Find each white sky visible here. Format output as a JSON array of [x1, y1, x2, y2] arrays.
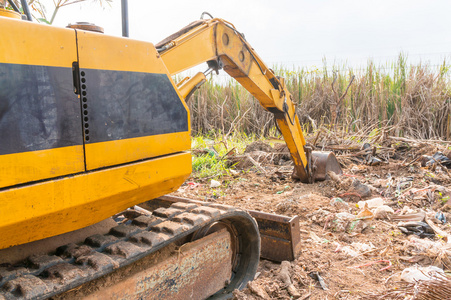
[[46, 0, 451, 71]]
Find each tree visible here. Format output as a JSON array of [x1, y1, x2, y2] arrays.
[[2, 0, 111, 24]]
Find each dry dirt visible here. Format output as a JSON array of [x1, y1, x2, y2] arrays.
[[173, 140, 451, 299]]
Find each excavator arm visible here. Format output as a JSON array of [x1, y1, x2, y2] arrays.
[[157, 17, 341, 182]]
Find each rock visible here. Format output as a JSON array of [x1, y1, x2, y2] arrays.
[[248, 281, 270, 299], [287, 285, 301, 298], [232, 289, 249, 300], [351, 180, 372, 197]]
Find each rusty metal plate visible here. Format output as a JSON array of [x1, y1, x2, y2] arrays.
[[249, 211, 301, 262], [66, 22, 104, 33], [78, 230, 232, 300]]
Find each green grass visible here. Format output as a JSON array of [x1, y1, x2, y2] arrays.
[[190, 133, 257, 179], [192, 154, 227, 179]]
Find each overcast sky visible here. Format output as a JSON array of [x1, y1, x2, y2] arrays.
[[49, 0, 451, 71]]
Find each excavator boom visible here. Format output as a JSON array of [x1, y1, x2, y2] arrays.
[[157, 17, 342, 182]]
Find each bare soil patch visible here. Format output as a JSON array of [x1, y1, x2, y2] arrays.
[[174, 138, 451, 299]]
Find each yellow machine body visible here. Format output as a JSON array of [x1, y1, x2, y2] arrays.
[[0, 17, 191, 249], [0, 15, 341, 252], [0, 8, 20, 19]]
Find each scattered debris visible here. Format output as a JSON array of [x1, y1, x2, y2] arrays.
[[350, 179, 372, 198], [366, 273, 451, 299], [330, 197, 349, 211], [435, 211, 447, 224], [421, 152, 451, 168], [308, 271, 329, 290], [398, 221, 435, 238], [187, 181, 201, 189], [373, 205, 394, 219], [210, 179, 221, 188], [279, 261, 301, 298], [334, 212, 355, 232], [184, 136, 451, 299], [357, 197, 384, 209], [339, 242, 376, 257], [425, 217, 450, 242], [248, 280, 270, 299], [392, 211, 426, 222], [400, 265, 445, 283], [353, 259, 392, 272], [356, 203, 374, 220]]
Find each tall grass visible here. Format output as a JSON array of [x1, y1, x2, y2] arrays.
[[188, 55, 451, 140]]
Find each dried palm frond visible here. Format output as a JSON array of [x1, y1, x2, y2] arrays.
[[366, 274, 451, 300]]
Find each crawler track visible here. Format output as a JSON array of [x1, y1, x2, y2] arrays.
[[0, 202, 260, 300]]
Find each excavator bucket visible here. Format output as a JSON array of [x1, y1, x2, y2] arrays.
[[311, 151, 343, 181]]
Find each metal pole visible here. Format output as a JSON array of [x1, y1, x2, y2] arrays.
[[20, 0, 32, 21], [121, 0, 129, 37], [6, 0, 20, 13]]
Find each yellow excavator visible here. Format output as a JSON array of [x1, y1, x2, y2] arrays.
[[0, 1, 342, 299]]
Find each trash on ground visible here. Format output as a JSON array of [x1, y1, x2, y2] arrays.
[[398, 221, 435, 238], [330, 197, 349, 211], [210, 179, 221, 188], [356, 203, 374, 220], [352, 259, 392, 272], [400, 265, 445, 283], [425, 218, 450, 242], [339, 242, 375, 257], [308, 271, 329, 290], [247, 280, 270, 299], [392, 211, 426, 222], [435, 211, 446, 224], [421, 152, 451, 168], [373, 205, 394, 219], [357, 197, 384, 209]]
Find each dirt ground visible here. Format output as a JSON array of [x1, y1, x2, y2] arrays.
[[173, 139, 451, 299]]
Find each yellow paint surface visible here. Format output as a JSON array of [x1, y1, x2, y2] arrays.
[[0, 17, 77, 67], [85, 132, 191, 170], [0, 9, 21, 19], [0, 146, 85, 189], [77, 30, 166, 73], [0, 153, 191, 249]]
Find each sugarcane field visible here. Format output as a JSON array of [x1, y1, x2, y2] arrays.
[[177, 59, 451, 299]]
